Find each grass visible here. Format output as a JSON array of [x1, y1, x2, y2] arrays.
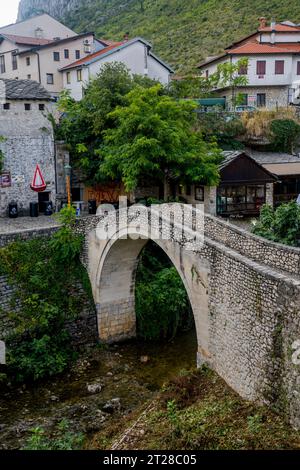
[[60, 0, 300, 72], [89, 367, 300, 450]]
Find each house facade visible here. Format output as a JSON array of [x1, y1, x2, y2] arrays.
[[0, 79, 56, 217], [198, 18, 300, 109], [0, 14, 173, 100], [60, 38, 174, 101]]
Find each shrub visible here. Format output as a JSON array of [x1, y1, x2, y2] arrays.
[[252, 202, 300, 246], [135, 242, 194, 340], [1, 208, 88, 382], [270, 119, 300, 153]]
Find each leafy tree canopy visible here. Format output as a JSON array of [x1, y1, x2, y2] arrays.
[[57, 63, 222, 192], [98, 84, 222, 191]]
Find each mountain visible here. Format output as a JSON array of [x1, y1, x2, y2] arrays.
[[17, 0, 300, 72]]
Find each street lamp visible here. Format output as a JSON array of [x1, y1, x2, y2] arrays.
[[64, 163, 72, 208]]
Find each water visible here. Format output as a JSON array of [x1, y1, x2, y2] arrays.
[[0, 329, 197, 449]]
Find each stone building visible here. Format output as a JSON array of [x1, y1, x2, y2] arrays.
[[0, 78, 56, 217]]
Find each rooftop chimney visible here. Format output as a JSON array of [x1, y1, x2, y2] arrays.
[[259, 17, 267, 29], [124, 32, 130, 42], [270, 19, 276, 43]]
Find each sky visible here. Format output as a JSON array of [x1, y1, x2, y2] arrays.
[[0, 0, 20, 27]]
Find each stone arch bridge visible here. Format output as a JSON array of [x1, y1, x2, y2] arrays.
[[75, 203, 300, 429]]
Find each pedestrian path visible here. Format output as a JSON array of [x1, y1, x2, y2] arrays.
[[0, 216, 60, 234]]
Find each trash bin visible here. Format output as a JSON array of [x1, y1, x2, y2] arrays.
[[8, 203, 18, 219], [44, 201, 53, 216], [30, 202, 39, 217], [88, 199, 97, 215]]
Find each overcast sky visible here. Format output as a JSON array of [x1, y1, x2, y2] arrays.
[[0, 0, 20, 27]]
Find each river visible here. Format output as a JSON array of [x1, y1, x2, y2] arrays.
[[0, 329, 197, 449]]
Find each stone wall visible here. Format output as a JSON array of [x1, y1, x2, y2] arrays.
[[78, 207, 300, 428], [221, 85, 290, 109], [0, 226, 59, 248], [204, 213, 300, 276], [0, 101, 56, 217], [0, 225, 98, 349]]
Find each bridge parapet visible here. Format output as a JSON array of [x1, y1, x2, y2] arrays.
[[204, 213, 300, 276]]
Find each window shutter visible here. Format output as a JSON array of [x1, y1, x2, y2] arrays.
[[275, 60, 284, 74], [257, 60, 266, 75]]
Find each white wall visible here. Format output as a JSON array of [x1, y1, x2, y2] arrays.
[[202, 54, 294, 88], [260, 32, 300, 43], [63, 41, 172, 100], [0, 14, 76, 40]]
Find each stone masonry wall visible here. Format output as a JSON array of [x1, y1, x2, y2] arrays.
[[0, 101, 56, 217], [78, 207, 300, 428], [0, 226, 98, 349]]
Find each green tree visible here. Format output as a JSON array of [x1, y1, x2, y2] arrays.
[[270, 119, 300, 153], [252, 202, 300, 246], [57, 62, 160, 185], [209, 58, 249, 109], [98, 84, 221, 196]]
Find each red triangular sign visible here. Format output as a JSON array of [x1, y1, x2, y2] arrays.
[[30, 164, 47, 192]]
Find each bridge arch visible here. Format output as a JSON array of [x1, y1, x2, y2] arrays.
[[87, 225, 211, 365]]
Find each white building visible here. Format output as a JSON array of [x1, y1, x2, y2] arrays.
[[198, 18, 300, 109], [60, 38, 174, 100], [0, 14, 107, 99], [0, 14, 173, 101]]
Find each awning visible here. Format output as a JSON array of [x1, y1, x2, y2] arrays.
[[262, 163, 300, 176], [195, 98, 226, 107]]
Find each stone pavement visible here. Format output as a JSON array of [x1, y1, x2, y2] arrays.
[[0, 215, 60, 234]]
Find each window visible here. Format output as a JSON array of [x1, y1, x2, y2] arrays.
[[39, 104, 45, 111], [11, 53, 17, 70], [0, 55, 6, 74], [66, 72, 71, 84], [75, 50, 80, 60], [46, 73, 54, 84], [53, 52, 60, 62], [26, 57, 30, 66], [64, 49, 69, 59], [275, 60, 284, 74], [257, 93, 266, 107], [256, 60, 266, 76], [195, 186, 204, 202], [3, 103, 10, 110], [27, 74, 31, 79], [24, 103, 31, 111], [77, 69, 82, 81], [297, 61, 300, 75]]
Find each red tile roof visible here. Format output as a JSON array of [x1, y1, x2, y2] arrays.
[[60, 41, 125, 70], [1, 33, 53, 46], [228, 41, 300, 54], [259, 24, 300, 32]]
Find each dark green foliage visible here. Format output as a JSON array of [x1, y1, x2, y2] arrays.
[[99, 84, 221, 191], [58, 66, 221, 191], [23, 419, 84, 450], [270, 119, 300, 153], [60, 0, 300, 72], [198, 113, 245, 150], [57, 63, 161, 186], [0, 208, 89, 382], [135, 242, 194, 340], [252, 202, 300, 246]]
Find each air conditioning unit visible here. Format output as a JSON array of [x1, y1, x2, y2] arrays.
[[83, 39, 90, 45], [84, 44, 91, 53]]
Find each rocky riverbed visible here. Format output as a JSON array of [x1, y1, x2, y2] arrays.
[[0, 330, 197, 450]]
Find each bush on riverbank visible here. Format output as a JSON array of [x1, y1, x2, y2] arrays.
[[0, 208, 92, 383], [135, 242, 194, 340]]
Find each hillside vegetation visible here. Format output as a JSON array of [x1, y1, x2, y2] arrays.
[[60, 0, 300, 72]]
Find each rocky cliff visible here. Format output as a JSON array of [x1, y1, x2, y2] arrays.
[[17, 0, 82, 21]]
